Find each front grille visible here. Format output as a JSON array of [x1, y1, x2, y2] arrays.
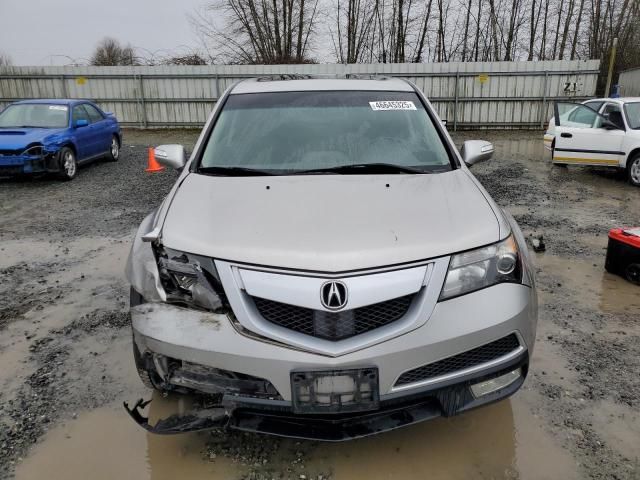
[[252, 294, 414, 341], [395, 334, 521, 386]]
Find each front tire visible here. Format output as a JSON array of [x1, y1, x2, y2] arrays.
[[627, 153, 640, 187], [57, 147, 77, 181], [106, 135, 120, 162], [132, 340, 167, 391]]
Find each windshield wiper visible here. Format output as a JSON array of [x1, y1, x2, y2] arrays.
[[198, 166, 276, 176], [292, 163, 428, 175]]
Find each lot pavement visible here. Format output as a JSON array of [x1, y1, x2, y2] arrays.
[[0, 129, 639, 480]]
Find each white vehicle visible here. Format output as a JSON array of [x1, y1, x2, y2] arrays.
[[544, 97, 640, 186]]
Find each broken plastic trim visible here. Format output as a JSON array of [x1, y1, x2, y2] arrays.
[[124, 353, 528, 440], [123, 398, 229, 434]]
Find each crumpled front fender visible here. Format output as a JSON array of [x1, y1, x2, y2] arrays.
[[125, 211, 166, 302]]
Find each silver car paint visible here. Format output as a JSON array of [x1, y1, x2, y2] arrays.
[[161, 170, 501, 272], [143, 80, 510, 247], [131, 280, 535, 401], [127, 77, 536, 407]]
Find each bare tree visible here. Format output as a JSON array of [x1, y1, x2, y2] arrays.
[[331, 0, 378, 62], [183, 0, 640, 81], [90, 38, 137, 66], [163, 53, 209, 65], [190, 0, 320, 64]]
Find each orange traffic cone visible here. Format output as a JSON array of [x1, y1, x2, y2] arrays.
[[145, 147, 165, 173]]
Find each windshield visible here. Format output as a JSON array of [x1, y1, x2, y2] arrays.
[[199, 91, 452, 174], [0, 104, 69, 129], [624, 102, 640, 129]]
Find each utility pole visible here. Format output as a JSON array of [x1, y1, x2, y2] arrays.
[[604, 37, 618, 97]]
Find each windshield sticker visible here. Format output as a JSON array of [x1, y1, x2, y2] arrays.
[[49, 105, 68, 111], [369, 101, 417, 111]]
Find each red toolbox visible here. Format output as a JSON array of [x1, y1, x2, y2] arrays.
[[605, 228, 640, 285]]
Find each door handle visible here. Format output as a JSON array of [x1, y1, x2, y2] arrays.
[[561, 132, 573, 138]]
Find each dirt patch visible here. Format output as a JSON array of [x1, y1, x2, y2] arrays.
[[0, 130, 638, 479]]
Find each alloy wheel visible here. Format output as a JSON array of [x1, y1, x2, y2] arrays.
[[64, 151, 76, 177], [111, 137, 119, 159], [631, 157, 640, 185]]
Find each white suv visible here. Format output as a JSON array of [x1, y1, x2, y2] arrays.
[[544, 97, 640, 186], [125, 76, 537, 440]]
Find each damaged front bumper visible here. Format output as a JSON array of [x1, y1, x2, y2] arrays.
[[0, 151, 59, 176], [128, 278, 535, 440], [124, 350, 528, 441]]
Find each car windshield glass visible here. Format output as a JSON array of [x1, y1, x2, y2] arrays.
[[0, 104, 69, 128], [199, 91, 452, 175], [624, 102, 640, 129]]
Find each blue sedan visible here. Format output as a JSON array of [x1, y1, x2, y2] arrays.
[[0, 99, 121, 180]]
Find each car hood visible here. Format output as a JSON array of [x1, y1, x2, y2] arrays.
[[0, 128, 66, 150], [161, 170, 502, 272]]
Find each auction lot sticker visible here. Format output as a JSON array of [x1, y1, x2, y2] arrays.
[[369, 101, 417, 111]]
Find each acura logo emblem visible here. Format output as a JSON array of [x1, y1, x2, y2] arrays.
[[320, 281, 348, 310]]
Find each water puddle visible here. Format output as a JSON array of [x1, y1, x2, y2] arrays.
[[536, 254, 640, 317], [16, 395, 578, 480], [14, 400, 237, 480]]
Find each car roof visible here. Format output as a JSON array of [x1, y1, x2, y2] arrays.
[[12, 99, 88, 106], [584, 97, 640, 104], [231, 75, 414, 94]]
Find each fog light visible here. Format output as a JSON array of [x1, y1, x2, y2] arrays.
[[470, 369, 521, 398]]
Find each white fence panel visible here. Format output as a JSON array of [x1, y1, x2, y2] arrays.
[[619, 68, 640, 96], [0, 60, 600, 129]]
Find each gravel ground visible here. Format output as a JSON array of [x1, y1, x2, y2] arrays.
[[0, 129, 638, 479]]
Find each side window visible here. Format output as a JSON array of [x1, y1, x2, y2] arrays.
[[84, 104, 104, 124], [563, 104, 599, 128], [602, 104, 621, 115], [599, 103, 624, 129], [72, 105, 90, 124], [583, 101, 604, 112]]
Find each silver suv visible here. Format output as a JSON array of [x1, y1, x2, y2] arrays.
[[125, 77, 537, 440]]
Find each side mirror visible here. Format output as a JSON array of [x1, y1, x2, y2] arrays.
[[75, 119, 89, 128], [461, 140, 494, 167], [154, 144, 186, 170]]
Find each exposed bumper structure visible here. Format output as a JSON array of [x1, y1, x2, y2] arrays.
[[125, 351, 528, 440], [129, 280, 536, 439], [0, 151, 58, 175]]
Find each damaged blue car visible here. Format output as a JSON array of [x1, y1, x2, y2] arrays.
[[0, 99, 121, 180]]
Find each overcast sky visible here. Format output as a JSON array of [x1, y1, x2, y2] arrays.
[[0, 0, 204, 65]]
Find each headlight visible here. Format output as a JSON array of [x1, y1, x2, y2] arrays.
[[153, 245, 228, 313], [439, 235, 524, 301], [22, 144, 44, 156]]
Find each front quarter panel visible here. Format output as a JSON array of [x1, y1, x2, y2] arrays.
[[502, 209, 538, 351], [126, 211, 166, 302]]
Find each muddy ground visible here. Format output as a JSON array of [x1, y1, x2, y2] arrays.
[[1, 129, 639, 480]]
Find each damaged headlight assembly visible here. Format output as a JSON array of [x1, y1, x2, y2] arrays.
[[153, 245, 228, 313], [439, 234, 530, 301]]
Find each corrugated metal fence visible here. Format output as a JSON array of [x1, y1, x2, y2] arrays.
[[0, 60, 600, 129], [619, 67, 640, 96]]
